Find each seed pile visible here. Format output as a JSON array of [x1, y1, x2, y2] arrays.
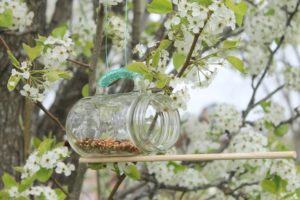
[[75, 138, 140, 154]]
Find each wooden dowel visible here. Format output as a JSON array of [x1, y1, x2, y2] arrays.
[[79, 151, 297, 163]]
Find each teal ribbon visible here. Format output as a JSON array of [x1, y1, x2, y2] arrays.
[[97, 68, 142, 88]]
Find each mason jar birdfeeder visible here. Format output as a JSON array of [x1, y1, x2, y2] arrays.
[[66, 92, 180, 157]]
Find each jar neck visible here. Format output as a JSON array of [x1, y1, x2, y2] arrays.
[[127, 93, 180, 153]]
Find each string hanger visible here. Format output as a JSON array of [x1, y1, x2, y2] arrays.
[[103, 0, 129, 70]]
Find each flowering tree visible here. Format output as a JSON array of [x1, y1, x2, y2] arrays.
[[1, 0, 300, 199]]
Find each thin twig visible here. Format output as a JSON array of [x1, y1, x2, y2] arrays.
[[35, 101, 66, 132], [243, 0, 300, 120], [108, 174, 126, 200], [51, 177, 70, 198], [177, 12, 212, 78], [0, 35, 11, 51], [67, 58, 91, 69], [243, 85, 285, 119], [278, 108, 300, 126]]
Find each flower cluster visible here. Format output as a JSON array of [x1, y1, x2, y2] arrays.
[[7, 32, 74, 102], [166, 0, 236, 44], [270, 159, 300, 193], [0, 0, 34, 32], [260, 102, 286, 127], [22, 147, 74, 179], [8, 186, 58, 200], [147, 161, 207, 190], [169, 77, 190, 110], [245, 6, 286, 43], [244, 44, 271, 75], [269, 0, 299, 13], [106, 15, 130, 49], [40, 34, 74, 68], [2, 137, 75, 200], [183, 116, 220, 153], [226, 130, 270, 178], [20, 84, 45, 102], [284, 67, 300, 91], [208, 104, 243, 137]]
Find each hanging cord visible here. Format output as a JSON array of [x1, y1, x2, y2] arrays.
[[104, 0, 109, 70], [124, 0, 129, 67]]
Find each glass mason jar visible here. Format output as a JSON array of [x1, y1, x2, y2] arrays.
[[66, 92, 180, 157]]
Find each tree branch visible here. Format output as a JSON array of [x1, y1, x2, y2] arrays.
[[131, 0, 144, 60], [243, 84, 285, 119], [177, 12, 212, 78], [67, 58, 91, 70], [35, 101, 66, 132], [90, 5, 105, 95], [51, 177, 70, 198], [243, 0, 300, 120], [108, 174, 126, 200]]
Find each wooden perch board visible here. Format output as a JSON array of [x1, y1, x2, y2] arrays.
[[79, 151, 297, 163]]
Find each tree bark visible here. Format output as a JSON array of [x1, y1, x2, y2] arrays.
[[0, 0, 46, 188]]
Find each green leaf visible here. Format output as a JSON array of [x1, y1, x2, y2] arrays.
[[55, 188, 67, 200], [275, 124, 289, 137], [173, 52, 186, 70], [45, 69, 72, 82], [260, 101, 271, 112], [2, 173, 17, 188], [159, 39, 172, 49], [51, 24, 68, 38], [32, 137, 42, 149], [14, 166, 24, 173], [124, 165, 140, 180], [147, 0, 173, 14], [261, 179, 277, 194], [223, 40, 238, 49], [156, 73, 169, 89], [36, 168, 53, 182], [88, 163, 107, 170], [7, 75, 21, 91], [126, 62, 153, 81], [0, 9, 13, 28], [0, 191, 9, 199], [152, 51, 160, 68], [22, 43, 44, 61], [167, 161, 186, 173], [225, 0, 247, 26], [81, 84, 90, 97], [46, 71, 60, 82], [7, 50, 20, 68], [296, 188, 300, 198], [57, 69, 72, 80], [197, 0, 213, 6], [19, 176, 35, 192], [37, 138, 54, 156], [226, 56, 245, 73]]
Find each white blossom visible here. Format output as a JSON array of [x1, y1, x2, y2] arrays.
[[208, 104, 243, 137], [245, 6, 286, 43], [0, 0, 34, 32], [40, 151, 59, 169], [55, 162, 75, 176], [244, 44, 272, 75], [20, 84, 44, 102], [284, 67, 300, 91], [39, 35, 74, 68]]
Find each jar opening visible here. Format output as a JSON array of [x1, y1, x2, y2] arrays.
[[127, 93, 180, 153]]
